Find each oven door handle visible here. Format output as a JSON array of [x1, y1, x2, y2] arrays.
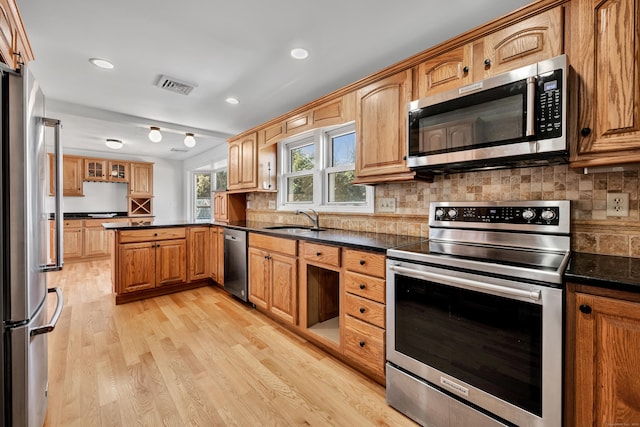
[[389, 265, 541, 301]]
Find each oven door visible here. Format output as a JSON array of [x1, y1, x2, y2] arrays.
[[386, 259, 563, 427]]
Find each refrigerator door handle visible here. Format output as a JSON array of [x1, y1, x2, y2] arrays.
[[30, 287, 64, 336], [42, 117, 64, 272]]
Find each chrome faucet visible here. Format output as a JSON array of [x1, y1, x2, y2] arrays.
[[296, 209, 319, 230]]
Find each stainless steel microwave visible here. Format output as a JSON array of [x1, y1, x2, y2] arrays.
[[407, 54, 568, 173]]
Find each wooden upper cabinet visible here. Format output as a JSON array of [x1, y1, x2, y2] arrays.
[[84, 158, 107, 181], [569, 0, 640, 167], [129, 162, 153, 197], [62, 156, 84, 197], [415, 44, 473, 99], [228, 133, 258, 191], [354, 70, 414, 183], [108, 161, 128, 182], [475, 7, 564, 79], [0, 0, 33, 69]]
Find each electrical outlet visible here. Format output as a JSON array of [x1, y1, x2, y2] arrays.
[[606, 192, 629, 217], [378, 197, 396, 213], [268, 200, 276, 210]]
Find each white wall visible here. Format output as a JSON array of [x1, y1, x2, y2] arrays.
[[182, 144, 228, 220]]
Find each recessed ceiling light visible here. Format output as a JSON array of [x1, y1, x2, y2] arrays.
[[89, 58, 114, 69], [225, 97, 239, 105], [290, 48, 309, 60]]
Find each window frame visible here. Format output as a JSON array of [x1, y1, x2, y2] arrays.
[[191, 171, 213, 220], [277, 122, 373, 213]]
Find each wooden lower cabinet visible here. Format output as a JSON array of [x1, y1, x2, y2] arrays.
[[83, 219, 110, 257], [113, 226, 212, 304], [63, 220, 83, 259], [566, 283, 640, 427], [248, 234, 298, 325], [209, 226, 224, 284]]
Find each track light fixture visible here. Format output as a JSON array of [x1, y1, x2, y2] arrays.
[[184, 133, 196, 148], [148, 126, 162, 143]]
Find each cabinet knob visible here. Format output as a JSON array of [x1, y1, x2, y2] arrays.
[[154, 233, 158, 236], [359, 283, 366, 290], [359, 260, 365, 266], [484, 58, 491, 67], [359, 307, 366, 314], [579, 304, 592, 314], [462, 66, 469, 73], [316, 252, 322, 256], [580, 127, 592, 137], [359, 341, 365, 347]]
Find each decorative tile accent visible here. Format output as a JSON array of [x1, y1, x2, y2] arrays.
[[248, 165, 640, 257]]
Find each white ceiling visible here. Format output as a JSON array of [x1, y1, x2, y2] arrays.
[[17, 0, 533, 161]]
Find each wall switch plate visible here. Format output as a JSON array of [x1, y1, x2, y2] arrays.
[[378, 197, 396, 213], [606, 192, 629, 217], [268, 200, 276, 210]]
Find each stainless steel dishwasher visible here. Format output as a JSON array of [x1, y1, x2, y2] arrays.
[[223, 228, 248, 301]]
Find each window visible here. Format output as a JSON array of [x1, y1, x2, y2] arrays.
[[193, 172, 212, 220], [214, 169, 227, 191], [278, 123, 373, 213]]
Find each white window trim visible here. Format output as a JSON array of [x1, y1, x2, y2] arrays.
[[277, 123, 374, 214], [190, 170, 212, 221]]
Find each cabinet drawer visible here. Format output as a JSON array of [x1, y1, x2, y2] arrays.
[[63, 219, 83, 228], [344, 271, 385, 304], [345, 293, 385, 329], [118, 227, 186, 243], [249, 233, 297, 256], [344, 249, 385, 278], [302, 242, 340, 267], [344, 316, 385, 377]]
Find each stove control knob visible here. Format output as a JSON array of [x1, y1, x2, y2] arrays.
[[435, 208, 445, 219], [540, 209, 556, 221], [522, 208, 536, 221], [447, 209, 458, 219]]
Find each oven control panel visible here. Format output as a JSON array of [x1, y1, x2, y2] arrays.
[[433, 205, 561, 225]]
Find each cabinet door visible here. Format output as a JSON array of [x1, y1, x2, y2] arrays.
[[269, 253, 297, 325], [569, 0, 640, 167], [415, 44, 473, 99], [63, 225, 83, 259], [355, 70, 413, 181], [129, 162, 153, 197], [83, 225, 108, 257], [155, 239, 187, 287], [228, 141, 241, 189], [248, 247, 269, 310], [213, 192, 228, 222], [119, 242, 155, 293], [188, 227, 210, 282], [574, 292, 640, 426], [217, 228, 225, 284], [62, 156, 83, 196], [228, 133, 258, 191], [477, 7, 563, 79], [209, 227, 218, 282], [84, 158, 107, 181], [108, 161, 128, 182]]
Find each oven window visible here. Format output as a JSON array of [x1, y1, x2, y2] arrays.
[[394, 275, 542, 416]]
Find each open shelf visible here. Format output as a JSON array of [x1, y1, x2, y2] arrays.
[[308, 317, 340, 345], [128, 197, 152, 216]]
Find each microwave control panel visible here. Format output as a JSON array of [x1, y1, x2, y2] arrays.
[[536, 68, 563, 138]]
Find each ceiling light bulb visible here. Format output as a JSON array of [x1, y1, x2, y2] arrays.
[[184, 133, 196, 148], [225, 97, 239, 105], [290, 48, 309, 60], [105, 138, 123, 149], [148, 127, 162, 143], [89, 58, 114, 69]]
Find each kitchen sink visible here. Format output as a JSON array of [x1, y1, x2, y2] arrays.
[[263, 225, 328, 233]]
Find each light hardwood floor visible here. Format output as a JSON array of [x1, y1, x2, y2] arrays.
[[44, 260, 416, 426]]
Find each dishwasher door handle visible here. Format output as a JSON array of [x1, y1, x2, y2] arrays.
[[225, 235, 239, 241]]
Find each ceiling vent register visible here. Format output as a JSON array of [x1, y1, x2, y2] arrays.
[[156, 75, 197, 95]]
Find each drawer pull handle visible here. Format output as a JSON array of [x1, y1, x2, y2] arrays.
[[359, 283, 366, 290], [359, 341, 365, 347], [359, 260, 365, 265], [316, 252, 322, 256], [359, 307, 365, 314]]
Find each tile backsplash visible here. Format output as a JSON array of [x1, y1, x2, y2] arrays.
[[247, 165, 640, 258]]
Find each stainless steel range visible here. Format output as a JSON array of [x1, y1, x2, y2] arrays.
[[386, 200, 570, 427]]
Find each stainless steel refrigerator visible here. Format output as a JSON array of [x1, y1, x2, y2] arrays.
[[1, 64, 64, 426]]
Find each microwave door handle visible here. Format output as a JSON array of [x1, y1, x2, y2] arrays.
[[526, 76, 536, 137]]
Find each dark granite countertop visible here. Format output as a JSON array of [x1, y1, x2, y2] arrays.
[[564, 252, 640, 293], [103, 219, 426, 252], [102, 219, 211, 229], [49, 212, 151, 220]]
